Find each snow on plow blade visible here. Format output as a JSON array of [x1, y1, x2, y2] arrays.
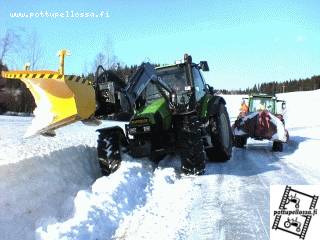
[[1, 70, 96, 136]]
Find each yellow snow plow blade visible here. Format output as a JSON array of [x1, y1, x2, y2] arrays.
[[1, 70, 96, 136]]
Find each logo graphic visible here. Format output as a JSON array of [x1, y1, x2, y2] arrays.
[[271, 185, 318, 240]]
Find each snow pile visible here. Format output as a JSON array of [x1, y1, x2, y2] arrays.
[[269, 113, 287, 141], [0, 144, 100, 240], [36, 158, 154, 240], [0, 118, 123, 240], [23, 80, 55, 138], [114, 167, 193, 239]]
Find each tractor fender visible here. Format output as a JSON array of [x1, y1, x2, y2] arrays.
[[96, 126, 124, 134], [207, 96, 226, 117]]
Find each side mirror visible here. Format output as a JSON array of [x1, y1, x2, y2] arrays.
[[205, 84, 214, 94], [199, 61, 209, 71]]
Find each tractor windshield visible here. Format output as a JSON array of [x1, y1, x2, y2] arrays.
[[249, 97, 275, 113], [156, 65, 188, 92], [145, 65, 188, 102]]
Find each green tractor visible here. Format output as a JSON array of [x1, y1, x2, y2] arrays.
[[95, 54, 233, 175], [1, 52, 233, 175], [246, 94, 284, 114], [233, 93, 288, 151]]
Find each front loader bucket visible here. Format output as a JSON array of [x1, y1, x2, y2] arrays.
[[1, 70, 96, 136]]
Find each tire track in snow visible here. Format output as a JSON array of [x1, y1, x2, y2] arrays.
[[186, 139, 309, 240], [245, 143, 309, 185], [212, 154, 269, 239], [187, 172, 225, 240]]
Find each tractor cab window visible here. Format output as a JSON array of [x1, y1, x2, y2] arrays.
[[192, 67, 206, 101], [156, 65, 188, 93], [145, 82, 161, 103], [153, 65, 190, 105], [250, 98, 275, 113]]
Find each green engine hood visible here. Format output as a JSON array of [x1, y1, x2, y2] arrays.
[[131, 98, 171, 130]]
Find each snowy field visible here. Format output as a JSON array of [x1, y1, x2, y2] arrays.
[[0, 90, 319, 240]]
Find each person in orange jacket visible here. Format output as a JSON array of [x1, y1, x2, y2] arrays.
[[240, 99, 249, 116]]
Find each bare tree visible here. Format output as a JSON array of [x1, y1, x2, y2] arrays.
[[0, 30, 39, 113], [0, 29, 20, 63], [93, 52, 106, 71], [92, 37, 118, 72], [103, 38, 118, 70], [24, 31, 43, 70]]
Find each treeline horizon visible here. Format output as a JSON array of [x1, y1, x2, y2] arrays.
[[218, 75, 320, 95], [1, 59, 319, 114]]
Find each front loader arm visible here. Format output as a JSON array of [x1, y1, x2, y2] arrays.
[[124, 63, 174, 107], [94, 62, 174, 117], [124, 63, 159, 106]]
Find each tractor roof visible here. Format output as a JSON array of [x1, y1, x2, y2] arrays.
[[249, 93, 276, 99], [155, 63, 184, 70], [155, 62, 198, 70]]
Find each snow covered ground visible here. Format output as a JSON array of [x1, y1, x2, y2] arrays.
[[0, 90, 319, 240]]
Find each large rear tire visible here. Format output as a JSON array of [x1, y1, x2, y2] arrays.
[[206, 104, 233, 162], [179, 116, 206, 175], [97, 128, 126, 176]]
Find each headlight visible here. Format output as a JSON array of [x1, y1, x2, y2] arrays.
[[143, 126, 151, 132], [129, 127, 137, 135]]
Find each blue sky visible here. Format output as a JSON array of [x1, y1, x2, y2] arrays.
[[0, 0, 319, 89]]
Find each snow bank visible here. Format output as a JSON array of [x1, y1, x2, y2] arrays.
[[0, 117, 121, 240], [280, 126, 320, 184], [0, 145, 100, 240], [114, 166, 193, 239], [36, 158, 154, 240], [277, 89, 320, 128]]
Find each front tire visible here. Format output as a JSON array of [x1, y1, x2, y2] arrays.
[[179, 116, 206, 175], [207, 104, 233, 162], [97, 128, 126, 176]]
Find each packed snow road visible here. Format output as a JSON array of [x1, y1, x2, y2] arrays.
[[113, 131, 316, 240], [0, 90, 319, 240]]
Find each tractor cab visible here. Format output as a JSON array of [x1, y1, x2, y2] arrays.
[[248, 94, 276, 113], [243, 94, 286, 116], [126, 55, 211, 152], [143, 54, 211, 114]]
